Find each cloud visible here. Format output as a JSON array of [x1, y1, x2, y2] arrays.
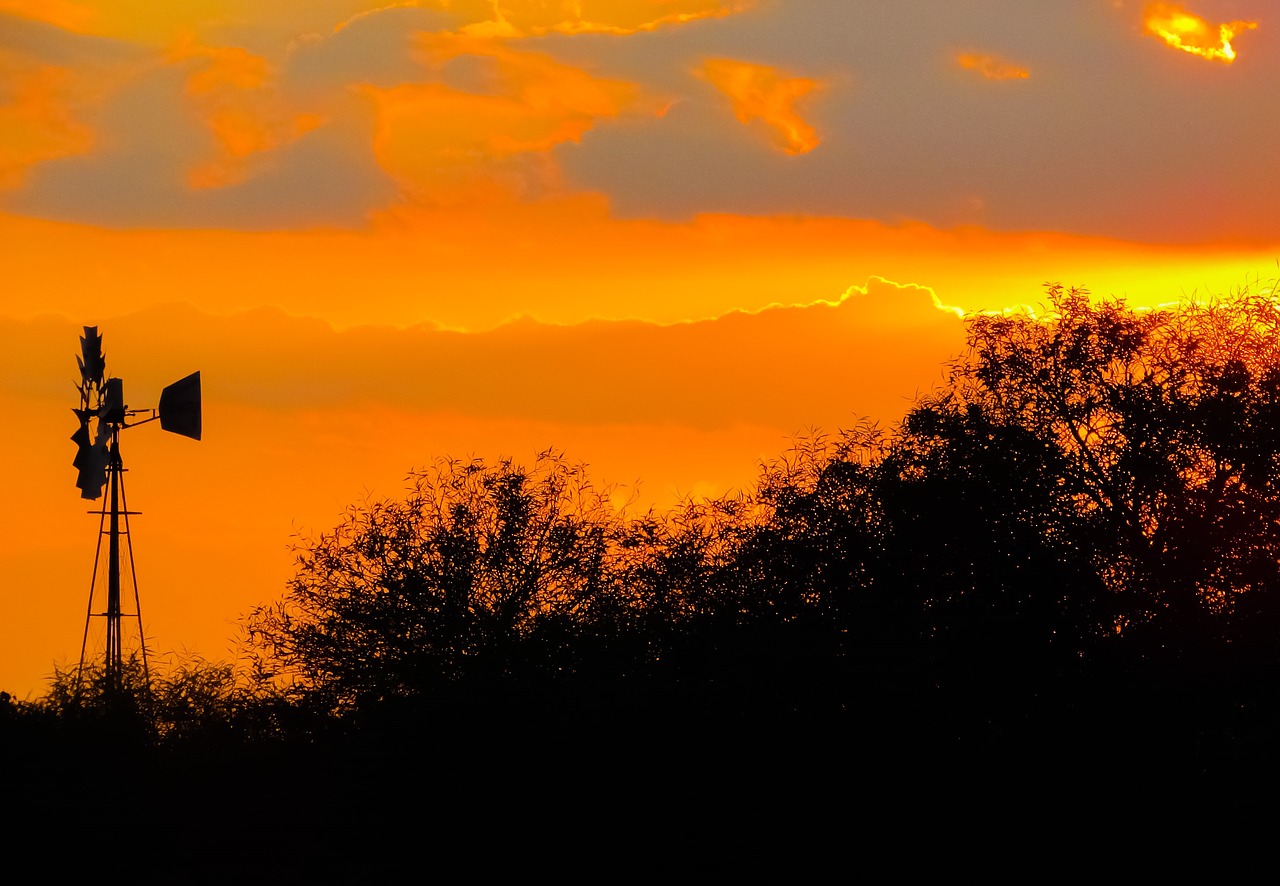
[[0, 11, 399, 226], [458, 0, 748, 37], [1142, 2, 1258, 63], [955, 51, 1029, 80], [0, 278, 963, 432], [7, 2, 1280, 241], [280, 6, 455, 103], [0, 0, 94, 33], [364, 33, 659, 201], [2, 54, 396, 227], [5, 202, 1276, 341], [0, 2, 407, 46], [1, 1, 750, 45], [0, 54, 94, 187], [172, 39, 323, 189], [277, 5, 695, 203], [0, 13, 148, 188], [699, 57, 821, 155], [1, 2, 721, 224], [557, 1, 1280, 241]]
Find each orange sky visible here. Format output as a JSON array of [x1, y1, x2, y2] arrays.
[[2, 0, 1279, 698]]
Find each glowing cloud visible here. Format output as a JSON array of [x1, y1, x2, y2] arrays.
[[701, 57, 822, 155], [0, 0, 94, 32], [457, 0, 746, 36], [955, 52, 1029, 80], [1142, 2, 1258, 63], [0, 53, 94, 189], [367, 36, 650, 199], [173, 41, 322, 190]]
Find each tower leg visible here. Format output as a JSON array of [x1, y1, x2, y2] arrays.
[[78, 429, 150, 708], [106, 434, 121, 694]]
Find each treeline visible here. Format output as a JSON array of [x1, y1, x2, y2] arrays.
[[8, 284, 1280, 789]]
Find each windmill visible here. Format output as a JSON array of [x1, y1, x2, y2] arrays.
[[71, 326, 201, 699]]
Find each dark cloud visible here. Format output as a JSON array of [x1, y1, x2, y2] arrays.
[[6, 2, 1278, 239], [0, 5, 442, 229], [549, 0, 1280, 242], [279, 6, 457, 104], [0, 11, 146, 66], [3, 64, 396, 228]]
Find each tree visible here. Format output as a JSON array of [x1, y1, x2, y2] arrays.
[[242, 451, 648, 710], [234, 286, 1280, 740], [899, 284, 1280, 661]]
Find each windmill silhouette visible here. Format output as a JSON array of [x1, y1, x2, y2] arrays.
[[71, 326, 201, 698]]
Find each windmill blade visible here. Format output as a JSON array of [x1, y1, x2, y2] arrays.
[[79, 326, 105, 386], [70, 422, 108, 500]]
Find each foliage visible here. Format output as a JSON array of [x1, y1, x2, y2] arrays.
[[27, 650, 304, 752], [938, 285, 1280, 651], [41, 654, 155, 730], [244, 451, 662, 708], [701, 285, 1280, 682]]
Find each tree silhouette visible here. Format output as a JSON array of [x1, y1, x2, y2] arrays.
[[714, 286, 1280, 694], [930, 285, 1280, 659], [243, 451, 653, 711], [209, 284, 1280, 756]]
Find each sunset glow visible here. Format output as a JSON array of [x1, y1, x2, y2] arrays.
[[1142, 2, 1258, 63], [2, 1, 1279, 702]]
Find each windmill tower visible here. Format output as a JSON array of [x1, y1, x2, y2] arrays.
[[71, 326, 201, 699]]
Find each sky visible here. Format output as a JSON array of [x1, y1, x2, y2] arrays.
[[3, 0, 1279, 698]]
